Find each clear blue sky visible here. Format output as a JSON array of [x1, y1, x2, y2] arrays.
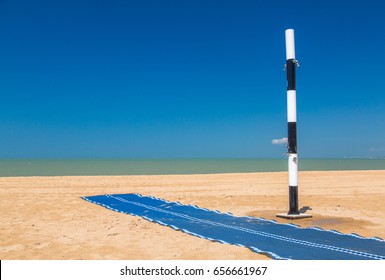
[[1, 0, 385, 158]]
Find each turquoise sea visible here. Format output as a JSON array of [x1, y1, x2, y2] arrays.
[[0, 158, 384, 177]]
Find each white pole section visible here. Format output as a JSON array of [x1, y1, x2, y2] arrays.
[[285, 29, 296, 60], [285, 29, 299, 215]]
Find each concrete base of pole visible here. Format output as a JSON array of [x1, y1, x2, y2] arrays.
[[276, 213, 313, 220]]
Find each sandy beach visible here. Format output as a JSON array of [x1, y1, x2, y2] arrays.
[[1, 170, 384, 260]]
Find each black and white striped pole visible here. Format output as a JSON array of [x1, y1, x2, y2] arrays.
[[286, 29, 299, 215], [277, 29, 312, 219]]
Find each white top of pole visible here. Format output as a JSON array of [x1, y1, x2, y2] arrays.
[[285, 29, 295, 60]]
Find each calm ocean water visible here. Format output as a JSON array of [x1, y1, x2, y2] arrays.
[[0, 158, 384, 177]]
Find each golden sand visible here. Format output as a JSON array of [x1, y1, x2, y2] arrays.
[[1, 170, 384, 259]]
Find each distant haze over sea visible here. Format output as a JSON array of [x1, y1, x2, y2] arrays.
[[0, 158, 384, 177]]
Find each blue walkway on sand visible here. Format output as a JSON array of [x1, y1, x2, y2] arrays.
[[82, 193, 385, 260]]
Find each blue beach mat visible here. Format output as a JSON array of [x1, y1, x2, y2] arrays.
[[82, 193, 385, 260]]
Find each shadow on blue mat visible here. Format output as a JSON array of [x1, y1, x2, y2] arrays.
[[82, 193, 385, 260]]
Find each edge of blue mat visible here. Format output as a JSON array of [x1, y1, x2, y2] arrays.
[[82, 193, 385, 259]]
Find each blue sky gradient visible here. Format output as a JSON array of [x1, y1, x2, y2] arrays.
[[1, 0, 385, 158]]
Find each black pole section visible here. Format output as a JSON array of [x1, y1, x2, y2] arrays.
[[289, 186, 299, 214], [286, 59, 296, 91]]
